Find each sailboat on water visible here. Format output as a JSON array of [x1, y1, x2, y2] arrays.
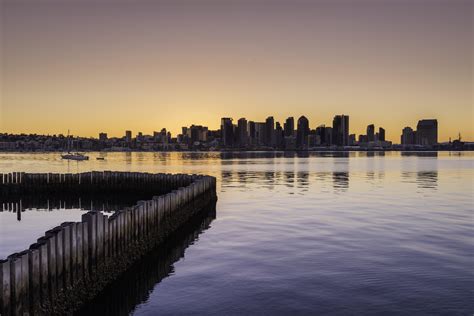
[[61, 130, 89, 161]]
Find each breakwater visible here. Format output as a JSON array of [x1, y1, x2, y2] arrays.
[[0, 171, 217, 315]]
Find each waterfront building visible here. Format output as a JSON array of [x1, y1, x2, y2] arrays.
[[416, 119, 438, 145], [367, 124, 375, 142], [401, 127, 416, 145], [284, 117, 295, 137], [379, 127, 386, 142], [349, 134, 356, 146], [325, 127, 333, 146], [296, 116, 310, 149], [265, 116, 275, 146], [332, 115, 349, 146], [248, 121, 256, 145], [237, 118, 248, 146], [221, 118, 234, 147], [255, 122, 266, 146]]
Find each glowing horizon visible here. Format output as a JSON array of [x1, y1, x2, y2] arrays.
[[1, 0, 472, 142]]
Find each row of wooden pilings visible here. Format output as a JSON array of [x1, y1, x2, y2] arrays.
[[1, 171, 194, 194], [0, 172, 217, 315]]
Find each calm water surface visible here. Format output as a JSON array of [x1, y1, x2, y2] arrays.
[[0, 151, 473, 315]]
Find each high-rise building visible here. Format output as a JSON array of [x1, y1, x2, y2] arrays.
[[284, 117, 294, 137], [255, 122, 266, 145], [367, 124, 375, 142], [315, 125, 326, 145], [416, 119, 438, 145], [125, 130, 132, 142], [401, 127, 415, 145], [275, 122, 283, 148], [296, 116, 309, 148], [190, 125, 208, 143], [248, 121, 256, 145], [221, 118, 234, 147], [325, 127, 333, 146], [237, 118, 248, 146], [332, 115, 349, 146], [265, 116, 275, 146], [379, 127, 385, 142]]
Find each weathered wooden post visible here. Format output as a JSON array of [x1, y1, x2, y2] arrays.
[[28, 244, 41, 314], [9, 254, 23, 315], [82, 222, 89, 279], [0, 258, 11, 316], [60, 223, 72, 289], [36, 239, 49, 307], [75, 222, 83, 284]]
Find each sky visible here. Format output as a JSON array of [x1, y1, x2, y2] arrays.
[[1, 0, 472, 142]]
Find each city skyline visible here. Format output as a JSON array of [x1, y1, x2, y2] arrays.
[[1, 0, 472, 141], [0, 113, 462, 143]]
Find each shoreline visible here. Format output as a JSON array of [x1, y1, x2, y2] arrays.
[[0, 149, 472, 154]]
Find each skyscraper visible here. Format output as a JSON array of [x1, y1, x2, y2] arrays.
[[265, 116, 275, 146], [248, 121, 256, 145], [284, 117, 294, 137], [367, 124, 375, 142], [275, 122, 283, 148], [379, 127, 385, 142], [332, 115, 349, 146], [296, 116, 309, 148], [221, 118, 234, 147], [255, 122, 266, 145], [237, 118, 248, 146], [401, 127, 415, 145], [416, 119, 438, 145]]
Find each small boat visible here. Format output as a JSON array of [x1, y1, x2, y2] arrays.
[[62, 153, 89, 161], [96, 157, 105, 160], [61, 130, 89, 161]]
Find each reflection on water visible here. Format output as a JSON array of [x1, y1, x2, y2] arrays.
[[0, 192, 158, 259], [417, 171, 438, 189], [75, 202, 216, 316]]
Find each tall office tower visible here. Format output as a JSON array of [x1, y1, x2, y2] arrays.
[[248, 121, 256, 145], [325, 127, 333, 146], [284, 117, 295, 137], [332, 115, 349, 146], [379, 127, 386, 142], [265, 116, 275, 146], [296, 116, 310, 148], [401, 127, 415, 145], [315, 125, 326, 145], [237, 118, 248, 146], [221, 117, 234, 147], [275, 122, 283, 148], [125, 130, 132, 142], [416, 119, 438, 145], [367, 124, 375, 142], [255, 122, 266, 145]]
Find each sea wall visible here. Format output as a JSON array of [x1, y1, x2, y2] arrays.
[[0, 171, 217, 315]]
